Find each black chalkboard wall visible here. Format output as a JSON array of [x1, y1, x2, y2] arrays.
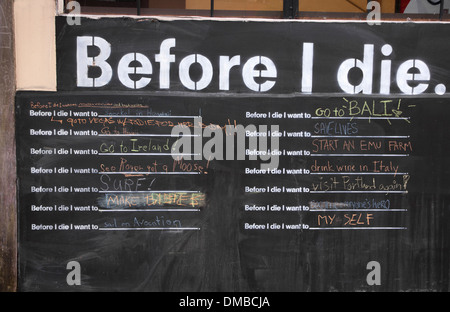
[[15, 17, 450, 291]]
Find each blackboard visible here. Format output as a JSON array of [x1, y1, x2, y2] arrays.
[[16, 91, 450, 292], [15, 17, 450, 292]]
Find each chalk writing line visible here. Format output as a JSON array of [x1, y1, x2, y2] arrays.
[[98, 153, 200, 156], [310, 191, 408, 194], [98, 134, 201, 137], [311, 117, 410, 120], [310, 172, 408, 175], [98, 172, 201, 175], [311, 135, 410, 138], [98, 115, 200, 119]]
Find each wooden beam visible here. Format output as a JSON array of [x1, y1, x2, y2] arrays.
[[0, 0, 17, 292]]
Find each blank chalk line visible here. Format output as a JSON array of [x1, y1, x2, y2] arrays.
[[99, 208, 200, 212], [99, 227, 201, 231], [100, 190, 201, 193], [309, 227, 407, 230], [309, 209, 407, 212], [312, 154, 409, 157], [98, 134, 201, 137]]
